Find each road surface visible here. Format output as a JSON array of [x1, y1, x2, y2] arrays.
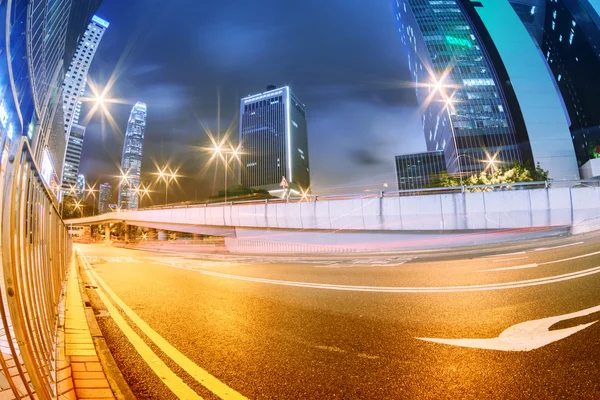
[[76, 233, 600, 399]]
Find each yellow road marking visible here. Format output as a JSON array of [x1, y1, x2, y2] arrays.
[[78, 250, 247, 400], [79, 252, 203, 400]]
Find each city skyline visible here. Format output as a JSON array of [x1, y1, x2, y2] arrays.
[[77, 0, 422, 203], [75, 0, 598, 205]]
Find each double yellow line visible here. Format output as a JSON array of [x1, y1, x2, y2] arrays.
[[77, 249, 247, 400]]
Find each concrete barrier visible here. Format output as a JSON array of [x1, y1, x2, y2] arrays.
[[65, 186, 600, 253]]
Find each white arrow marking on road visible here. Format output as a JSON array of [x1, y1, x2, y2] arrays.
[[418, 304, 600, 351]]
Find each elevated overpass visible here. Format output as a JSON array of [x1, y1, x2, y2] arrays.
[[66, 182, 600, 253]]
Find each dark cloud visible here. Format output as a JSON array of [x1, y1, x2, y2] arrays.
[[80, 0, 424, 202], [351, 149, 384, 166]]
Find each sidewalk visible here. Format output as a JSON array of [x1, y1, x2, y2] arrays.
[[57, 258, 116, 399]]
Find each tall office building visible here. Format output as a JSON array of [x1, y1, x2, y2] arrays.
[[63, 16, 109, 138], [0, 0, 103, 200], [28, 0, 74, 160], [391, 0, 579, 180], [512, 0, 600, 168], [395, 151, 446, 190], [508, 1, 547, 44], [62, 124, 86, 191], [239, 85, 310, 194], [98, 183, 112, 214], [76, 174, 86, 198], [118, 102, 147, 210]]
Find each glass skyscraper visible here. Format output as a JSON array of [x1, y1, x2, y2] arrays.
[[239, 86, 310, 194], [391, 0, 579, 180], [98, 182, 112, 214], [395, 151, 446, 190], [391, 0, 523, 177], [0, 0, 103, 199], [60, 15, 109, 192], [118, 102, 147, 210], [62, 124, 86, 191], [63, 16, 109, 139], [511, 0, 600, 167], [76, 174, 86, 198]]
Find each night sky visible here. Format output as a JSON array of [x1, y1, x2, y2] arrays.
[[80, 0, 425, 204]]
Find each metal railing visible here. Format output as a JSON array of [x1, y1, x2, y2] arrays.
[[1, 138, 71, 399], [95, 179, 600, 214]]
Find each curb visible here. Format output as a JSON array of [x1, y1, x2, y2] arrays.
[[75, 258, 136, 400]]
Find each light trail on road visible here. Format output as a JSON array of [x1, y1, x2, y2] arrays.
[[157, 262, 600, 293]]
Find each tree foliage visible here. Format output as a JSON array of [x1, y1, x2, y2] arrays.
[[429, 160, 549, 191], [61, 196, 96, 218], [208, 184, 275, 202]]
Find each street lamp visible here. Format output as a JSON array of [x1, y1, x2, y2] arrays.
[[74, 200, 83, 218], [155, 165, 178, 205], [135, 184, 151, 208], [211, 144, 240, 203], [84, 183, 98, 216], [442, 97, 463, 187], [486, 154, 498, 175]]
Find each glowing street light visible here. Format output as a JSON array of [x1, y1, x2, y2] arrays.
[[486, 154, 499, 175], [134, 184, 152, 208], [84, 183, 98, 216], [74, 200, 83, 218], [210, 143, 242, 203], [119, 170, 131, 186], [154, 165, 178, 205]]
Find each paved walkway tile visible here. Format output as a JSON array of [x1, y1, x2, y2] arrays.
[[61, 260, 115, 399]]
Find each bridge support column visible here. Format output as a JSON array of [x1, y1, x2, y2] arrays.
[[125, 224, 131, 243], [104, 224, 111, 243], [158, 230, 168, 241]]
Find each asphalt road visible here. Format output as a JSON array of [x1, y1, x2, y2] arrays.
[[77, 232, 600, 399]]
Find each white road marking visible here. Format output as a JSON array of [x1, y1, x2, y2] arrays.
[[78, 252, 248, 400], [478, 263, 539, 272], [418, 304, 600, 351], [481, 250, 600, 273], [154, 260, 600, 293], [540, 250, 600, 266], [533, 241, 584, 252], [492, 256, 528, 262], [482, 251, 526, 258]]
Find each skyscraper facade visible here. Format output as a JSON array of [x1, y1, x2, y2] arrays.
[[396, 151, 446, 190], [28, 0, 74, 160], [468, 0, 579, 179], [0, 0, 36, 160], [118, 102, 147, 210], [63, 16, 109, 138], [76, 174, 86, 198], [536, 0, 600, 166], [98, 183, 112, 214], [0, 0, 103, 200], [239, 86, 310, 194], [62, 124, 86, 191], [391, 0, 579, 180]]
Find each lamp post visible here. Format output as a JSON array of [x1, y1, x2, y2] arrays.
[[431, 76, 466, 188], [212, 145, 240, 203], [84, 183, 98, 216], [487, 154, 498, 175], [443, 98, 463, 187], [155, 166, 177, 205]]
